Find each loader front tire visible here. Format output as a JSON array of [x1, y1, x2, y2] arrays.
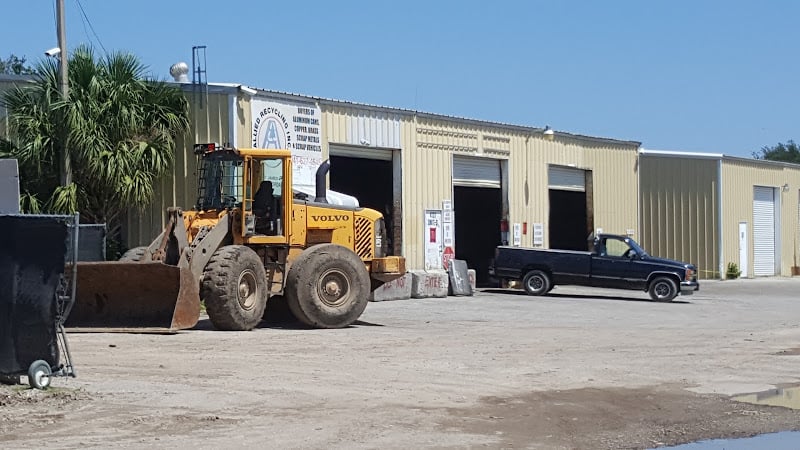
[[285, 244, 370, 329], [201, 245, 268, 331]]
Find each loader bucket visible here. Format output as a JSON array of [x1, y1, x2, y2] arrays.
[[66, 261, 201, 333]]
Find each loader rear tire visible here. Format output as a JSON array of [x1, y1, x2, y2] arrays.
[[201, 245, 268, 331], [285, 244, 370, 329], [119, 246, 148, 262]]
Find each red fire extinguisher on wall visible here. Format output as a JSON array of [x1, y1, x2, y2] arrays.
[[500, 218, 509, 246]]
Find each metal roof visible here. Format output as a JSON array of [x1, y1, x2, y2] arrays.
[[640, 148, 800, 170], [197, 82, 641, 149]]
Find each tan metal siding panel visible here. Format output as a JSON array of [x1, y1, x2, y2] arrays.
[[638, 156, 718, 279], [585, 147, 639, 238], [125, 92, 231, 248], [508, 136, 638, 249], [401, 116, 452, 270], [721, 159, 800, 277]]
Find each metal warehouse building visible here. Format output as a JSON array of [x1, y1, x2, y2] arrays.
[[639, 150, 800, 279], [124, 83, 641, 282], [10, 72, 799, 281]]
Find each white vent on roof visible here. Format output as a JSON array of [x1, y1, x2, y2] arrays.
[[169, 62, 190, 83]]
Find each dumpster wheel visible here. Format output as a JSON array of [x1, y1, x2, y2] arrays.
[[27, 360, 52, 390]]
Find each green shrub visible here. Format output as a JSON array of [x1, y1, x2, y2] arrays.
[[726, 262, 742, 279]]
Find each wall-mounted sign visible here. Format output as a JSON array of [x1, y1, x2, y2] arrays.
[[532, 223, 544, 247], [443, 222, 454, 247], [424, 209, 443, 270], [251, 98, 322, 186], [513, 223, 521, 247]]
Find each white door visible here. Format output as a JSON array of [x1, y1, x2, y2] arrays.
[[753, 186, 777, 276], [738, 222, 748, 277]]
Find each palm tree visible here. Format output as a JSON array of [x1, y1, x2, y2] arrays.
[[1, 45, 189, 252]]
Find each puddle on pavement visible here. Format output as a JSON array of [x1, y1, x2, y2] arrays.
[[655, 387, 800, 449], [731, 386, 800, 410], [653, 431, 800, 449]]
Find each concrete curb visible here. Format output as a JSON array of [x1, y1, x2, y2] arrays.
[[370, 272, 412, 302], [411, 270, 449, 298]]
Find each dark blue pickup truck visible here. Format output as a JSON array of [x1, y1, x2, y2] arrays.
[[489, 234, 699, 301]]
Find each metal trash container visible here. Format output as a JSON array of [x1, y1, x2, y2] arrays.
[[0, 214, 78, 389]]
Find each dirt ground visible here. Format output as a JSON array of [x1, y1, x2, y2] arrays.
[[2, 277, 800, 449]]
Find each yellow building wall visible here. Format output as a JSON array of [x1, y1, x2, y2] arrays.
[[125, 91, 233, 246], [509, 135, 639, 248], [638, 156, 719, 279], [400, 118, 640, 270], [721, 159, 800, 277]]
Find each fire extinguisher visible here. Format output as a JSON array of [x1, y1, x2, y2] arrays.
[[500, 219, 509, 245]]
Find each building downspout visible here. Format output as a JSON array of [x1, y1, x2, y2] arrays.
[[228, 93, 238, 146], [717, 158, 724, 279], [636, 148, 641, 248]]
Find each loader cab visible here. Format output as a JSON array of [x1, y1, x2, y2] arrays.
[[239, 148, 293, 245], [195, 148, 243, 212], [193, 144, 293, 245]]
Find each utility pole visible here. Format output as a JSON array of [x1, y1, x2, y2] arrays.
[[56, 0, 72, 185]]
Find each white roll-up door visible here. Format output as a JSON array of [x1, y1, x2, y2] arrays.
[[753, 186, 776, 276], [548, 165, 586, 191], [453, 156, 501, 188], [329, 144, 393, 161]]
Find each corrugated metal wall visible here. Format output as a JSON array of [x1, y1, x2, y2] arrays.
[[322, 105, 402, 149], [638, 155, 719, 279], [125, 91, 233, 247], [721, 158, 800, 277], [509, 135, 639, 248], [124, 85, 641, 271], [403, 116, 470, 269]]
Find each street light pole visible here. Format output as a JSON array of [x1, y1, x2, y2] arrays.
[[56, 0, 71, 186]]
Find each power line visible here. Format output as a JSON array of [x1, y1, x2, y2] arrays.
[[74, 0, 107, 55]]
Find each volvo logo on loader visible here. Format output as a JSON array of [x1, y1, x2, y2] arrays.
[[311, 215, 350, 222]]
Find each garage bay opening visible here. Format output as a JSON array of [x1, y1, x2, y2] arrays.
[[329, 153, 397, 255], [548, 166, 593, 251]]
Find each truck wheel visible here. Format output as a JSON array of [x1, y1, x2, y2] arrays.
[[522, 270, 550, 296], [649, 276, 678, 302], [285, 244, 370, 328], [201, 245, 268, 331], [119, 246, 148, 261]]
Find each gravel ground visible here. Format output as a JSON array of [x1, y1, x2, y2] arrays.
[[2, 277, 800, 449]]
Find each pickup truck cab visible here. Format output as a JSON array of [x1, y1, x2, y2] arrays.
[[490, 234, 699, 301]]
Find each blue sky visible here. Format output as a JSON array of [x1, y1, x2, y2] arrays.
[[2, 1, 798, 157]]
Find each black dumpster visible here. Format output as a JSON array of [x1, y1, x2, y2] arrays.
[[0, 214, 78, 388]]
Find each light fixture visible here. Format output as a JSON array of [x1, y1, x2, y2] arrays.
[[543, 125, 555, 141], [44, 47, 61, 57], [783, 183, 790, 192]]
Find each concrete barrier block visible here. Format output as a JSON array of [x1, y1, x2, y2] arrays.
[[370, 272, 412, 302], [468, 269, 476, 292], [411, 270, 449, 298]]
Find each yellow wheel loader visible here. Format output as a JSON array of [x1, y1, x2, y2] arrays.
[[67, 143, 405, 332]]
